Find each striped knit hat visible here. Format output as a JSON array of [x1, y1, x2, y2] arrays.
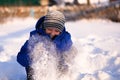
[[43, 10, 65, 32]]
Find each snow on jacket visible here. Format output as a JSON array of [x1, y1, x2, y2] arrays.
[[17, 16, 73, 67]]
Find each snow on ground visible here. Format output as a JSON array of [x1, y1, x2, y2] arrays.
[[65, 0, 109, 4], [0, 17, 120, 80]]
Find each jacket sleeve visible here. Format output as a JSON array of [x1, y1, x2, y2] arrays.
[[17, 40, 31, 67], [55, 31, 73, 53], [17, 30, 38, 67]]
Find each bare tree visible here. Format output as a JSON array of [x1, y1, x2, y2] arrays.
[[73, 0, 79, 5], [87, 0, 90, 5]]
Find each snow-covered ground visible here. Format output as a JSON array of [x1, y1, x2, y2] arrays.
[[65, 0, 109, 4], [0, 17, 120, 80]]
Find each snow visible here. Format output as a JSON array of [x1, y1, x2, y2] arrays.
[[0, 17, 120, 80], [64, 0, 109, 4]]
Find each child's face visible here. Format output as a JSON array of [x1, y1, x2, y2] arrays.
[[45, 27, 61, 39]]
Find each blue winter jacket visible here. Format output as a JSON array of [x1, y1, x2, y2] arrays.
[[17, 16, 72, 67]]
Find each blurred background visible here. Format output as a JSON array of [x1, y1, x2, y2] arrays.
[[0, 0, 120, 23]]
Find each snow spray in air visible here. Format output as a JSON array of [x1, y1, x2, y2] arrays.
[[28, 34, 77, 80]]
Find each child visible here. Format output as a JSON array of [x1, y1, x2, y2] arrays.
[[17, 10, 75, 80]]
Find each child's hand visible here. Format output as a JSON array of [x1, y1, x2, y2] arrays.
[[58, 64, 68, 74]]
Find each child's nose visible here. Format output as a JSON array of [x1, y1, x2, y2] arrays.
[[51, 31, 56, 36]]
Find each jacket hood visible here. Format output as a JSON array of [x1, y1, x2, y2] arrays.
[[35, 16, 45, 31]]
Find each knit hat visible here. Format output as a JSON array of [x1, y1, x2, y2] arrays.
[[43, 10, 65, 32]]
